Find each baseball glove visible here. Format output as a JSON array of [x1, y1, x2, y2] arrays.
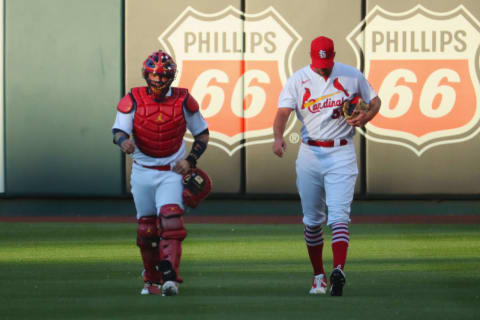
[[182, 168, 212, 208], [343, 96, 369, 119]]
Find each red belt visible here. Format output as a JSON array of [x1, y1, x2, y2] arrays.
[[134, 160, 171, 171], [304, 139, 348, 147]]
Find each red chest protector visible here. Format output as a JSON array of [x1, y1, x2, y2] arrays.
[[131, 87, 188, 158]]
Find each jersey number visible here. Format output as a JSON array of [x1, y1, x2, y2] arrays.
[[331, 107, 343, 119]]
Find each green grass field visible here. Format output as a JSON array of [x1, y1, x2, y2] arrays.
[[0, 222, 479, 320]]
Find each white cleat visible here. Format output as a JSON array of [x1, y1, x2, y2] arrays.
[[161, 280, 179, 296], [309, 274, 327, 294]]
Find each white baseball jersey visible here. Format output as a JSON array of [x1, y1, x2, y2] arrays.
[[278, 62, 377, 141], [112, 88, 208, 167]]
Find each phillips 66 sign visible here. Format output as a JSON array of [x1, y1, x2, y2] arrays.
[[159, 6, 301, 155], [348, 5, 480, 156]]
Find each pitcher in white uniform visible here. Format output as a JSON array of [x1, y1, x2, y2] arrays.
[[272, 36, 381, 296]]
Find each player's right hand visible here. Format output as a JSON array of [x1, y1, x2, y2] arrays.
[[272, 139, 286, 158], [346, 110, 370, 127], [173, 159, 191, 175], [120, 139, 135, 154]]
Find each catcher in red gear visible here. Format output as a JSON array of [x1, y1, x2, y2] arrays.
[[112, 49, 211, 296]]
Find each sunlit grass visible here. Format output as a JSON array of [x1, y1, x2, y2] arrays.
[[0, 222, 479, 320]]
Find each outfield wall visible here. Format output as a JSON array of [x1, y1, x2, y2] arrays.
[[2, 0, 480, 198]]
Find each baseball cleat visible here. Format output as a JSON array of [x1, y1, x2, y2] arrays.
[[161, 280, 179, 296], [140, 281, 162, 295], [309, 273, 327, 294], [329, 267, 346, 296]]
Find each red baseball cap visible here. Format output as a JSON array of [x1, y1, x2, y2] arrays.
[[310, 36, 335, 69]]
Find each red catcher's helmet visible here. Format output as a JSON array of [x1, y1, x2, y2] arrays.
[[142, 50, 176, 79], [142, 50, 177, 98]]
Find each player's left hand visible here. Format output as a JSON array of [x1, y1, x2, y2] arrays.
[[173, 159, 191, 175], [272, 138, 287, 158], [346, 110, 371, 127]]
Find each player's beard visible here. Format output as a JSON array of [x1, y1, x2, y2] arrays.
[[147, 79, 172, 101]]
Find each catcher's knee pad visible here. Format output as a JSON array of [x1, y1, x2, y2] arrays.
[[137, 216, 159, 248], [158, 204, 187, 240]]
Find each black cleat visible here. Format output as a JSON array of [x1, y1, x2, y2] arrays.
[[329, 268, 346, 296]]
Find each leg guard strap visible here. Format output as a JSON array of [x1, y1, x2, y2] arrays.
[[159, 239, 183, 283]]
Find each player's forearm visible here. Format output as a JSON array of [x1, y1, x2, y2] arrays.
[[273, 109, 292, 139], [367, 96, 381, 121], [194, 132, 209, 145]]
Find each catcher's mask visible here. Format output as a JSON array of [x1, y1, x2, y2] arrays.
[[142, 50, 177, 99]]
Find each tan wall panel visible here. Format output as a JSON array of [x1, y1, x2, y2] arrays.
[[244, 0, 363, 194], [125, 0, 243, 193], [362, 0, 480, 194]]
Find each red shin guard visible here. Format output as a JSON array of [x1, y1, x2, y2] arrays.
[[159, 239, 183, 282], [158, 204, 187, 282], [137, 216, 161, 283]]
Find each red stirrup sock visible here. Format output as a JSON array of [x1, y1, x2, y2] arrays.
[[304, 225, 325, 275], [331, 222, 350, 270]]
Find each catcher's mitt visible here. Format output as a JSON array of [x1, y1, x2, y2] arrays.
[[182, 168, 212, 208], [343, 96, 369, 119]]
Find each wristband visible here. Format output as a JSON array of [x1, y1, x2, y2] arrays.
[[190, 140, 207, 159], [186, 155, 197, 168], [116, 135, 127, 146]]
